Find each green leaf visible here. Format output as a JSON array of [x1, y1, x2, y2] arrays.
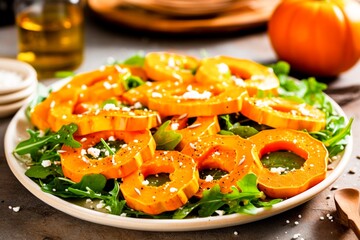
[[25, 165, 62, 179], [14, 123, 81, 162], [268, 61, 290, 76], [173, 173, 281, 219], [122, 53, 145, 67], [55, 71, 75, 78], [71, 174, 107, 192], [153, 120, 182, 150], [100, 138, 116, 155]]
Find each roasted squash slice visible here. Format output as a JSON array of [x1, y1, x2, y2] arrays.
[[195, 56, 279, 96], [60, 130, 156, 182], [241, 97, 326, 132], [168, 115, 221, 150], [248, 129, 328, 198], [181, 134, 261, 197], [147, 81, 248, 117], [47, 101, 161, 135], [120, 151, 199, 215], [144, 52, 200, 83]]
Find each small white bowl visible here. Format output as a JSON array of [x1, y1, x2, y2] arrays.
[[0, 58, 37, 95], [0, 94, 33, 118], [0, 80, 37, 104]]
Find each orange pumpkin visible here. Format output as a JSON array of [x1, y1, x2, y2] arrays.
[[268, 0, 360, 77]]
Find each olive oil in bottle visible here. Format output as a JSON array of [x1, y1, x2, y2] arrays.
[[16, 0, 84, 79]]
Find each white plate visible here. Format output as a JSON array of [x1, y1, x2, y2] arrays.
[[4, 97, 353, 232]]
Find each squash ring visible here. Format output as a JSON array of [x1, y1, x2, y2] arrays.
[[181, 134, 261, 197], [144, 52, 200, 83], [147, 81, 248, 117], [120, 151, 199, 215], [60, 130, 156, 182], [241, 97, 326, 132], [248, 129, 328, 198], [168, 115, 221, 150], [195, 56, 279, 96]]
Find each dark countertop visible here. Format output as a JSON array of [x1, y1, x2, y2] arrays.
[[1, 9, 360, 240]]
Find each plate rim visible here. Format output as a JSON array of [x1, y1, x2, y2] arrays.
[[4, 92, 353, 232]]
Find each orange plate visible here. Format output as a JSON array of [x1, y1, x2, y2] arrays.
[[87, 0, 280, 34]]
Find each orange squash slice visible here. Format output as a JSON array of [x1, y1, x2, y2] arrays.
[[248, 129, 328, 198], [168, 115, 221, 150], [195, 56, 279, 96], [241, 97, 326, 132], [181, 134, 261, 197], [147, 81, 248, 117], [60, 130, 156, 183], [144, 52, 200, 83], [120, 150, 199, 215]]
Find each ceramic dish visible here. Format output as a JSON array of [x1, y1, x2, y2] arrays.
[[0, 94, 33, 118], [0, 58, 37, 95], [4, 91, 353, 231], [0, 80, 37, 104]]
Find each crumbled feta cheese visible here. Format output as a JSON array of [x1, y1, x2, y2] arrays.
[[87, 147, 101, 158], [12, 206, 20, 212], [205, 175, 213, 182], [171, 122, 180, 130], [270, 167, 288, 174], [182, 86, 211, 100], [41, 160, 52, 168], [142, 180, 149, 186], [170, 187, 178, 193], [152, 92, 163, 98], [103, 103, 119, 111], [96, 201, 106, 209]]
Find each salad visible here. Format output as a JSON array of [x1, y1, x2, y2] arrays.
[[13, 52, 352, 219]]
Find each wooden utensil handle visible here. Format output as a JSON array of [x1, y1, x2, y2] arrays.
[[349, 215, 360, 239]]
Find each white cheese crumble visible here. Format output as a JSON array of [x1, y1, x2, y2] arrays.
[[96, 200, 106, 209], [142, 180, 149, 186], [205, 175, 213, 182], [151, 92, 163, 98], [103, 103, 119, 111], [169, 187, 178, 193], [270, 167, 288, 174], [41, 160, 52, 168], [171, 122, 180, 130], [9, 206, 21, 212], [182, 85, 211, 100], [87, 147, 101, 158]]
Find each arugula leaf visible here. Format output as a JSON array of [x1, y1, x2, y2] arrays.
[[41, 174, 126, 215], [153, 120, 182, 150], [269, 62, 353, 157], [14, 123, 81, 162], [122, 75, 145, 90], [25, 164, 62, 179], [219, 115, 258, 138], [100, 138, 116, 155], [55, 71, 75, 78], [122, 53, 145, 67], [173, 173, 281, 219]]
